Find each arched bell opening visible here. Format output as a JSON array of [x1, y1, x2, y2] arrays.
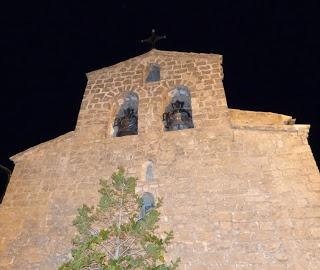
[[162, 86, 194, 131], [113, 92, 139, 137]]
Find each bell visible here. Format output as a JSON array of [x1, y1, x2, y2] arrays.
[[173, 111, 183, 124], [113, 108, 138, 137]]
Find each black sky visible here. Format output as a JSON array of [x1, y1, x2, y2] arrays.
[[1, 1, 319, 200]]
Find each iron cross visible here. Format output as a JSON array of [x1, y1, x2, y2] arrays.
[[141, 29, 166, 49]]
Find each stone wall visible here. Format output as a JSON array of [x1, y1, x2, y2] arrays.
[[0, 50, 319, 270], [76, 49, 227, 137]]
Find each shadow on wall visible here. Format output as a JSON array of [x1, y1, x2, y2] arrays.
[[0, 164, 12, 204]]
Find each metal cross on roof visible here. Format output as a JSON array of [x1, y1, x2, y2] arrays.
[[141, 29, 166, 49]]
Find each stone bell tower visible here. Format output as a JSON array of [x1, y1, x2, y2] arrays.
[[0, 49, 320, 269]]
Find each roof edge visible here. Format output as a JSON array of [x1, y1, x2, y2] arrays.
[[10, 131, 75, 163], [86, 49, 222, 79]]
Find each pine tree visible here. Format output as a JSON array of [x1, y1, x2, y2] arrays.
[[59, 167, 180, 270]]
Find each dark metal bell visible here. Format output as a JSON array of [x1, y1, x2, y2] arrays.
[[163, 100, 194, 131], [114, 108, 138, 137]]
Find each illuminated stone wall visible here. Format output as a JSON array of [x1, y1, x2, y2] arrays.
[[0, 50, 319, 270]]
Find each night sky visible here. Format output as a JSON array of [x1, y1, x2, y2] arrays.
[[1, 1, 319, 201]]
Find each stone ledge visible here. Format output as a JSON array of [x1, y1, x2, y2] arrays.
[[231, 122, 310, 134], [229, 108, 295, 125], [229, 108, 310, 137]]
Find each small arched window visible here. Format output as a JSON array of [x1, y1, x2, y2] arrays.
[[139, 192, 155, 220], [145, 160, 154, 182], [113, 92, 139, 137], [146, 64, 160, 82], [162, 86, 194, 131]]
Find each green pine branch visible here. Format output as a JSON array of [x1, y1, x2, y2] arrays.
[[58, 167, 180, 270]]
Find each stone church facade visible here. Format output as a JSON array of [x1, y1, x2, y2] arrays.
[[0, 49, 320, 269]]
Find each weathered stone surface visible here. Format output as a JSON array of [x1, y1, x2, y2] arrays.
[[0, 49, 319, 269]]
